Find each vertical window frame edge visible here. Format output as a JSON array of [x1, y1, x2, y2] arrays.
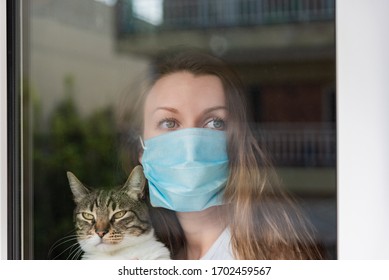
[[7, 0, 22, 260]]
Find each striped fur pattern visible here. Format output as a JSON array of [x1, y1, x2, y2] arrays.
[[67, 165, 171, 260]]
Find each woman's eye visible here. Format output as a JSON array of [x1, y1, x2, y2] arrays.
[[205, 118, 225, 130], [81, 212, 94, 220], [159, 118, 178, 129], [112, 210, 127, 219]]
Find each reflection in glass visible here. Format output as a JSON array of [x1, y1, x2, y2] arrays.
[[21, 0, 336, 259]]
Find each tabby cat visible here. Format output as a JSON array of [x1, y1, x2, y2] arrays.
[[67, 165, 171, 260]]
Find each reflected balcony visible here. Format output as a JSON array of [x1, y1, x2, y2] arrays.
[[115, 0, 335, 60]]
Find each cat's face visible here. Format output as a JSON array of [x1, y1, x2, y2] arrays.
[[67, 166, 150, 254]]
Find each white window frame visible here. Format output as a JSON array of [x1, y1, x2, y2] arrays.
[[337, 0, 389, 259], [1, 0, 389, 260]]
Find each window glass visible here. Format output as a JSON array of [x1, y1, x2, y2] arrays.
[[20, 0, 336, 259]]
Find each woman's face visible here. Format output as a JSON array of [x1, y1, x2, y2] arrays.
[[143, 72, 228, 140]]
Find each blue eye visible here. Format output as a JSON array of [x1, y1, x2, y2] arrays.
[[159, 118, 178, 129], [205, 118, 225, 130]]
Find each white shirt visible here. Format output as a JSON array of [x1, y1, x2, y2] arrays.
[[200, 228, 235, 260]]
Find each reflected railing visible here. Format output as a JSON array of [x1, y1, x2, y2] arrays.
[[164, 0, 335, 27], [117, 0, 335, 34], [254, 123, 336, 167]]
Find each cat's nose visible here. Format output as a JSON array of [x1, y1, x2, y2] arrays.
[[95, 229, 108, 238]]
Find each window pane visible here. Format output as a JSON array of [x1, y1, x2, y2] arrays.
[[21, 0, 336, 259]]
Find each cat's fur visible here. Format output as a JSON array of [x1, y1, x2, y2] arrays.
[[67, 165, 171, 260]]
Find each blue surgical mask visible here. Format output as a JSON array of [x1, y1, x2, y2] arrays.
[[141, 128, 229, 212]]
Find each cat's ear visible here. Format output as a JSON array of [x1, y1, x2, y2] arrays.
[[122, 165, 146, 201], [67, 171, 90, 204]]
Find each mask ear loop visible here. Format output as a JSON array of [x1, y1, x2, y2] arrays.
[[139, 136, 147, 150]]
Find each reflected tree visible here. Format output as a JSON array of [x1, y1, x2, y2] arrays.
[[33, 75, 126, 259]]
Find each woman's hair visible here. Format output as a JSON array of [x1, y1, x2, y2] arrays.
[[120, 49, 323, 259]]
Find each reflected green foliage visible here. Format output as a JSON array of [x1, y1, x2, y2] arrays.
[[33, 76, 126, 259]]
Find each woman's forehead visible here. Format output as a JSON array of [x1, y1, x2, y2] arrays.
[[145, 72, 226, 110]]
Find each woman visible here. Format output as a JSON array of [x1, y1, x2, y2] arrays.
[[121, 50, 322, 260]]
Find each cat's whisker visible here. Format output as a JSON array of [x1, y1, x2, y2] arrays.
[[48, 229, 77, 251], [74, 248, 85, 260], [52, 242, 80, 260], [67, 244, 83, 260], [48, 235, 79, 256], [48, 233, 81, 260]]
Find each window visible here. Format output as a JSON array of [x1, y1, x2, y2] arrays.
[[7, 0, 336, 259]]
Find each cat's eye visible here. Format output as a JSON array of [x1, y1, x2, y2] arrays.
[[81, 212, 94, 220], [112, 210, 127, 220]]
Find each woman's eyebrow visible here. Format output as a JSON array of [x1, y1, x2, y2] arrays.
[[153, 107, 179, 114], [203, 106, 228, 114]]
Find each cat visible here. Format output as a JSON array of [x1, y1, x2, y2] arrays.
[[66, 165, 171, 260]]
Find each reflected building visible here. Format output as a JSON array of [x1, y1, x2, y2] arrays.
[[115, 0, 336, 170], [114, 0, 337, 258]]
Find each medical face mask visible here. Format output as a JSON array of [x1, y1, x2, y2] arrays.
[[141, 128, 229, 212]]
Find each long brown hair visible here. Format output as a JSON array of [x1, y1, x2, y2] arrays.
[[120, 50, 322, 259]]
